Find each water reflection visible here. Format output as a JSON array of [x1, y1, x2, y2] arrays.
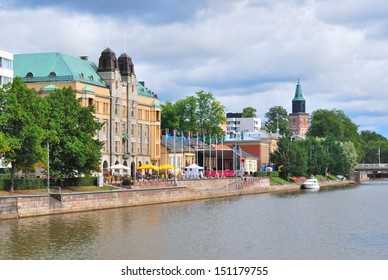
[[1, 180, 387, 260]]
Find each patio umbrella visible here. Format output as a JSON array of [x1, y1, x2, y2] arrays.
[[158, 164, 178, 170], [108, 164, 130, 170], [137, 164, 158, 170]]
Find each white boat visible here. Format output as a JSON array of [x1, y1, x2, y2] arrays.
[[301, 178, 320, 189]]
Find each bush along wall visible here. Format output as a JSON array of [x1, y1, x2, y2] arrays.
[[0, 178, 46, 191], [0, 177, 98, 191]]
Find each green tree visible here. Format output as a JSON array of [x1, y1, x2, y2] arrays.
[[242, 107, 257, 117], [308, 109, 363, 161], [195, 91, 226, 136], [44, 87, 103, 177], [360, 130, 388, 163], [161, 101, 179, 132], [161, 90, 226, 138], [0, 132, 9, 153], [264, 106, 291, 136], [322, 136, 349, 176], [0, 78, 47, 191], [270, 137, 307, 178]]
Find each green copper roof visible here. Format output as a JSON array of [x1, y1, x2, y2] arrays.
[[82, 86, 95, 93], [137, 81, 157, 98], [40, 84, 58, 91], [14, 52, 106, 87], [292, 80, 305, 102]]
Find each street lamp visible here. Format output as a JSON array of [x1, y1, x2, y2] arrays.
[[173, 129, 177, 186], [234, 131, 241, 189], [47, 140, 50, 192]]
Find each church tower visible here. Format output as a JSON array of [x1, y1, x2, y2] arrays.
[[289, 80, 309, 136]]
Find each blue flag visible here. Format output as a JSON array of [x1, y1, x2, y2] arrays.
[[215, 135, 218, 144], [166, 129, 170, 141], [209, 135, 212, 144], [203, 134, 206, 143], [197, 134, 200, 142]]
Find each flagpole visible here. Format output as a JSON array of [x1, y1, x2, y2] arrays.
[[215, 135, 218, 177], [173, 129, 177, 186], [181, 134, 184, 173], [165, 129, 168, 180], [221, 134, 224, 177], [188, 132, 191, 165], [209, 136, 212, 175], [196, 134, 199, 166], [203, 134, 205, 173]]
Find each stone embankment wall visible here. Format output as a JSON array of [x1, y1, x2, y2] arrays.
[[0, 178, 352, 220]]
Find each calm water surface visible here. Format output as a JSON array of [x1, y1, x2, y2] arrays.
[[1, 179, 388, 260]]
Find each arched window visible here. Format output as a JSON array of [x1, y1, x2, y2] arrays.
[[49, 71, 56, 78], [26, 72, 33, 78]]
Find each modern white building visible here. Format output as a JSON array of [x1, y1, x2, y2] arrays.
[[0, 50, 13, 87], [226, 113, 261, 136]]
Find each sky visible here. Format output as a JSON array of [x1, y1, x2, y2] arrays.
[[1, 0, 388, 137]]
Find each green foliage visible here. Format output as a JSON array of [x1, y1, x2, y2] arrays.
[[0, 77, 47, 191], [122, 179, 132, 185], [161, 90, 226, 137], [44, 88, 103, 177], [270, 135, 355, 178], [242, 107, 257, 117], [0, 132, 10, 153], [254, 171, 267, 177], [0, 178, 46, 191], [264, 106, 292, 136], [307, 109, 364, 161], [59, 177, 97, 187], [360, 130, 388, 163], [161, 101, 179, 131]]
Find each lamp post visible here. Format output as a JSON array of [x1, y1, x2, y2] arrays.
[[47, 140, 50, 192], [234, 132, 240, 189], [173, 129, 177, 186]]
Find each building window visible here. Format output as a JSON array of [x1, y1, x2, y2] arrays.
[[49, 71, 56, 78], [1, 58, 12, 69], [26, 72, 33, 78]]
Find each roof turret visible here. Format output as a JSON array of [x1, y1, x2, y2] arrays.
[[97, 47, 118, 72], [118, 53, 135, 76]]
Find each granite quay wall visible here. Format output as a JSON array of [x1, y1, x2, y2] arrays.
[[0, 178, 353, 220]]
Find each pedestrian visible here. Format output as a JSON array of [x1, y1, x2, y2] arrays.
[[244, 176, 247, 184]]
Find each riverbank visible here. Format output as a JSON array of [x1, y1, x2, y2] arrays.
[[0, 177, 354, 220]]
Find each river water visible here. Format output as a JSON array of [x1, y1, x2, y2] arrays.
[[1, 179, 388, 260]]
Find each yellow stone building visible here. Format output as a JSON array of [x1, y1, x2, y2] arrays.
[[14, 49, 161, 178]]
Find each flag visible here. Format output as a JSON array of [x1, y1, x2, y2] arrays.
[[174, 134, 179, 142], [182, 133, 187, 143], [203, 134, 206, 143], [187, 132, 191, 140], [197, 134, 200, 142], [215, 135, 218, 144], [165, 129, 170, 141], [209, 135, 212, 144]]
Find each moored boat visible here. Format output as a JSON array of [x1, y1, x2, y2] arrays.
[[301, 178, 320, 189]]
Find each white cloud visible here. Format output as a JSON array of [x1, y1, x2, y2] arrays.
[[2, 0, 388, 137]]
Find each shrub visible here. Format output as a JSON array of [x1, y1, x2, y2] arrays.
[[122, 179, 132, 186], [254, 171, 267, 177]]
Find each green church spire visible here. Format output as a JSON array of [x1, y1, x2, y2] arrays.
[[292, 79, 305, 102]]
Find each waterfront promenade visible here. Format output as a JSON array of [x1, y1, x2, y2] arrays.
[[0, 177, 354, 220]]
